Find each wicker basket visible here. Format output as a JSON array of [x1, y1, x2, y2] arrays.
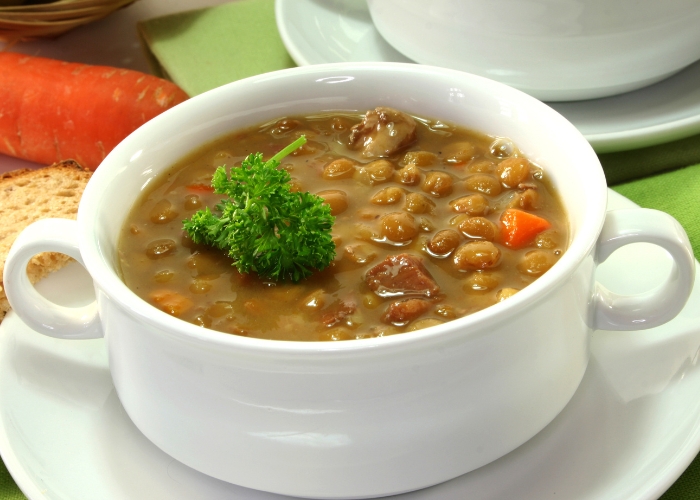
[[0, 0, 138, 43]]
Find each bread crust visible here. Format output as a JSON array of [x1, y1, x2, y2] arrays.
[[0, 159, 92, 321]]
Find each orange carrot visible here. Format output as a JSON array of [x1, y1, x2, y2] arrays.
[[150, 290, 193, 317], [0, 52, 189, 170], [500, 208, 551, 249], [186, 183, 215, 193]]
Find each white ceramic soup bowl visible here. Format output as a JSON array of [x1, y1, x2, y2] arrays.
[[366, 0, 700, 101], [4, 63, 695, 499]]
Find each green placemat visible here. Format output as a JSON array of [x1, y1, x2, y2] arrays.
[[613, 162, 700, 257], [662, 455, 700, 500], [601, 134, 700, 185], [137, 0, 295, 97], [0, 459, 23, 500]]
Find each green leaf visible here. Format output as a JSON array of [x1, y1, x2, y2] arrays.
[[182, 136, 336, 282]]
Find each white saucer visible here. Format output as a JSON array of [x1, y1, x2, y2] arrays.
[[1, 190, 700, 500], [276, 0, 700, 154]]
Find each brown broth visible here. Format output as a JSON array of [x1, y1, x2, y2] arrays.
[[118, 111, 568, 341]]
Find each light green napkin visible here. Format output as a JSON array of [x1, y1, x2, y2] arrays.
[[137, 0, 295, 97], [613, 162, 700, 257], [0, 460, 22, 500], [601, 134, 700, 185]]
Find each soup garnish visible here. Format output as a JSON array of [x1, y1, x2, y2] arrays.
[[118, 107, 568, 341], [183, 136, 335, 282]]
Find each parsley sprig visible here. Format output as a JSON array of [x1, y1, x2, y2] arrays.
[[183, 136, 336, 282]]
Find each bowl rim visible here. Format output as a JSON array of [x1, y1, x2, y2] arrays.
[[78, 62, 606, 356]]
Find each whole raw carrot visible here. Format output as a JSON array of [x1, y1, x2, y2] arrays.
[[0, 52, 189, 170]]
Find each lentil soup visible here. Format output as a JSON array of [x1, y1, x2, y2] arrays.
[[118, 108, 568, 341]]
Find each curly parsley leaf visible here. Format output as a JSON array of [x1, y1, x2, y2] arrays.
[[183, 136, 336, 282]]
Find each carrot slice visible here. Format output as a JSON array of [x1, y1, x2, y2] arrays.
[[500, 208, 551, 249], [0, 53, 189, 169], [186, 183, 215, 193], [150, 290, 193, 317]]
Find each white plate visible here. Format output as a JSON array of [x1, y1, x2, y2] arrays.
[[1, 190, 699, 499], [276, 0, 700, 154]]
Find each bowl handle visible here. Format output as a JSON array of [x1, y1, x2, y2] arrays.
[[594, 208, 695, 331], [3, 218, 102, 339]]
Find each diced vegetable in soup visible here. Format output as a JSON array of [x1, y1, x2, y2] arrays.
[[118, 108, 568, 341]]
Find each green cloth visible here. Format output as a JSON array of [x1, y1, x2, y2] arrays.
[[137, 0, 295, 97], [601, 134, 700, 185], [0, 460, 22, 500], [1, 0, 699, 498], [613, 163, 700, 258]]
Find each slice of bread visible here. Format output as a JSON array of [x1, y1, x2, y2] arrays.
[[0, 160, 92, 322]]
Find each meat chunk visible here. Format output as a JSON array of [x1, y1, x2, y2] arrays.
[[382, 298, 432, 325], [365, 253, 440, 298], [348, 107, 417, 158], [320, 297, 358, 328]]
